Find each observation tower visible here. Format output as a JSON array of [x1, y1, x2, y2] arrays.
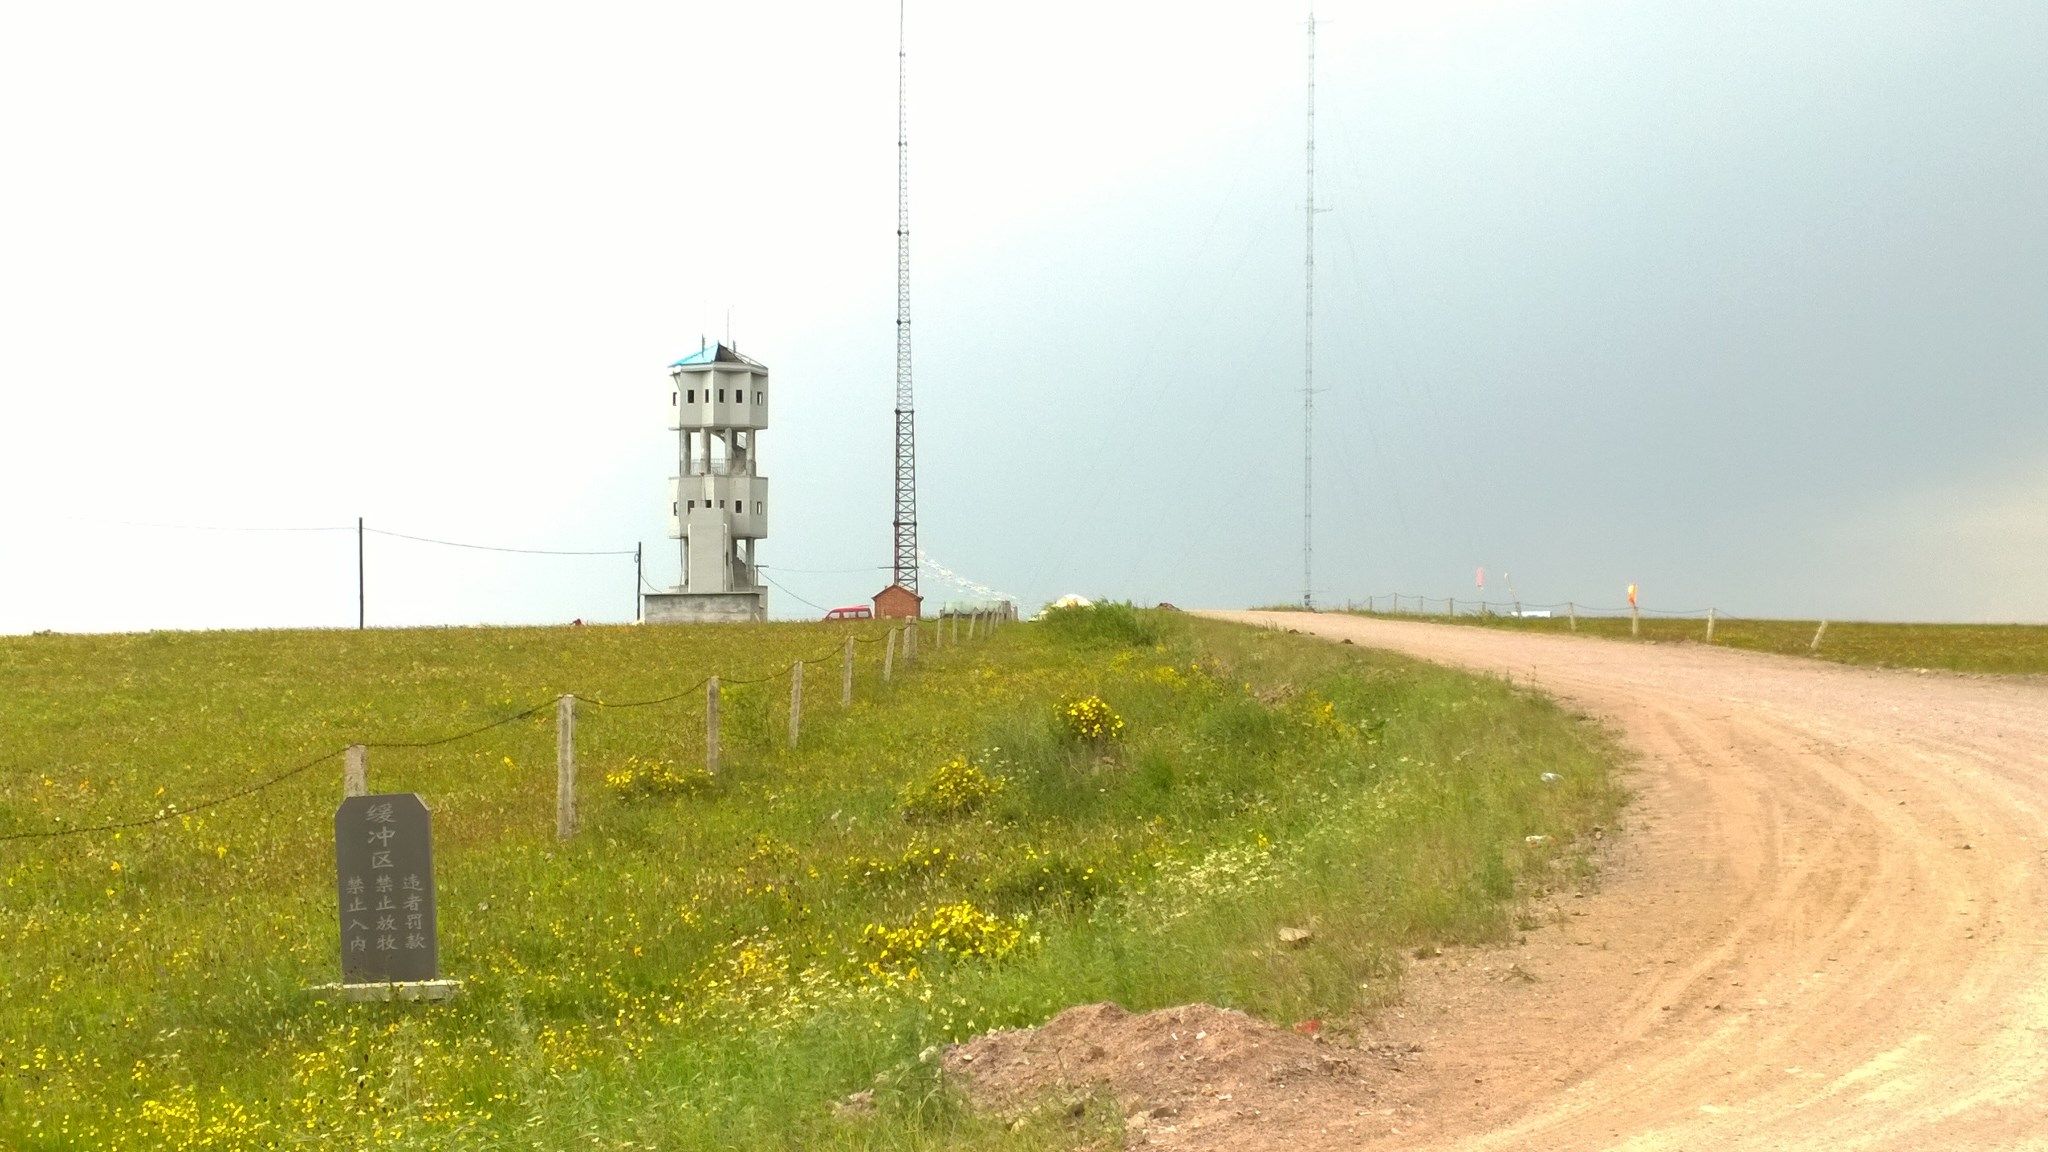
[[642, 341, 769, 623]]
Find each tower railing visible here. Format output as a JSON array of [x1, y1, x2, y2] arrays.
[[682, 459, 755, 478]]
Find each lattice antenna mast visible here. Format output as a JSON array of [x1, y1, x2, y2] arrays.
[[1301, 11, 1318, 610], [891, 0, 920, 594]]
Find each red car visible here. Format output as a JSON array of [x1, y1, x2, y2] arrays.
[[823, 605, 873, 621]]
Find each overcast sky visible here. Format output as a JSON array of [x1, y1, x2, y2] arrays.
[[2, 0, 2043, 633]]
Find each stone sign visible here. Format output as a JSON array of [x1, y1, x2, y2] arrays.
[[335, 792, 438, 984]]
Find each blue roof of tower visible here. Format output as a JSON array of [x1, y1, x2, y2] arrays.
[[670, 343, 764, 369]]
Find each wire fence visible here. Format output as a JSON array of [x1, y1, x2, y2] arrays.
[[1319, 592, 1855, 651], [1337, 593, 1726, 619], [0, 604, 1017, 845]]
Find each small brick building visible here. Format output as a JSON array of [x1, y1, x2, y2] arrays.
[[872, 583, 923, 620]]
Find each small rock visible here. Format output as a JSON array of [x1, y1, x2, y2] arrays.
[[833, 1089, 875, 1117], [1278, 926, 1314, 948], [1539, 772, 1561, 784], [1524, 834, 1551, 846]]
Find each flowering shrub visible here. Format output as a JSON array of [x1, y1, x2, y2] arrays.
[[1058, 694, 1125, 744], [603, 755, 713, 799], [857, 901, 1024, 983], [899, 755, 1005, 822]]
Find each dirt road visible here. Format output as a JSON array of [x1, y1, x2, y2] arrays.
[[1212, 612, 2048, 1150]]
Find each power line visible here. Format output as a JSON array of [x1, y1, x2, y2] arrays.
[[761, 569, 836, 613], [364, 527, 635, 557], [32, 517, 354, 533]]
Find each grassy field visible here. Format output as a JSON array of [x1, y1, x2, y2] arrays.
[[0, 608, 1621, 1150], [1305, 608, 2048, 677]]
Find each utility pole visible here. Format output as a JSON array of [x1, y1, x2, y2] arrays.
[[634, 542, 643, 623], [357, 516, 365, 630], [1302, 11, 1319, 611]]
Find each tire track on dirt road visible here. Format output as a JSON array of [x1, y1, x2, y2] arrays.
[[1209, 612, 2048, 1150]]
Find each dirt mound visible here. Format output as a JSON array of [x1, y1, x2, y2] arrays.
[[942, 1002, 1414, 1149]]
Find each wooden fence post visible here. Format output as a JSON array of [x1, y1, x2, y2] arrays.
[[841, 636, 854, 706], [555, 695, 576, 840], [788, 660, 803, 747], [907, 620, 918, 663], [343, 744, 367, 798], [1810, 620, 1828, 652], [1446, 597, 1453, 618], [951, 614, 959, 646], [1568, 601, 1577, 631], [1630, 605, 1641, 637], [883, 627, 897, 683], [705, 677, 720, 776], [1705, 608, 1716, 643]]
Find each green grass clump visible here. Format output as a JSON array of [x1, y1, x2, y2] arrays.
[[0, 612, 1620, 1150], [1035, 601, 1161, 648], [1336, 607, 2048, 676]]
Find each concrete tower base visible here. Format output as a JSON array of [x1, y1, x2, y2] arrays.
[[642, 589, 768, 624]]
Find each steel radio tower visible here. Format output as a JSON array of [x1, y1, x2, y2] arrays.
[[1301, 11, 1319, 611], [891, 0, 920, 594]]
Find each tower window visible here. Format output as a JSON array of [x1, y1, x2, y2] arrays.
[[687, 500, 695, 510], [671, 501, 678, 514], [755, 502, 763, 514], [756, 392, 764, 404], [670, 391, 677, 405], [718, 388, 726, 402], [686, 389, 695, 403]]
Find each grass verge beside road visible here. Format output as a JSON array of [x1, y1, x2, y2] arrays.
[[1304, 609, 2048, 677], [0, 609, 1621, 1150]]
